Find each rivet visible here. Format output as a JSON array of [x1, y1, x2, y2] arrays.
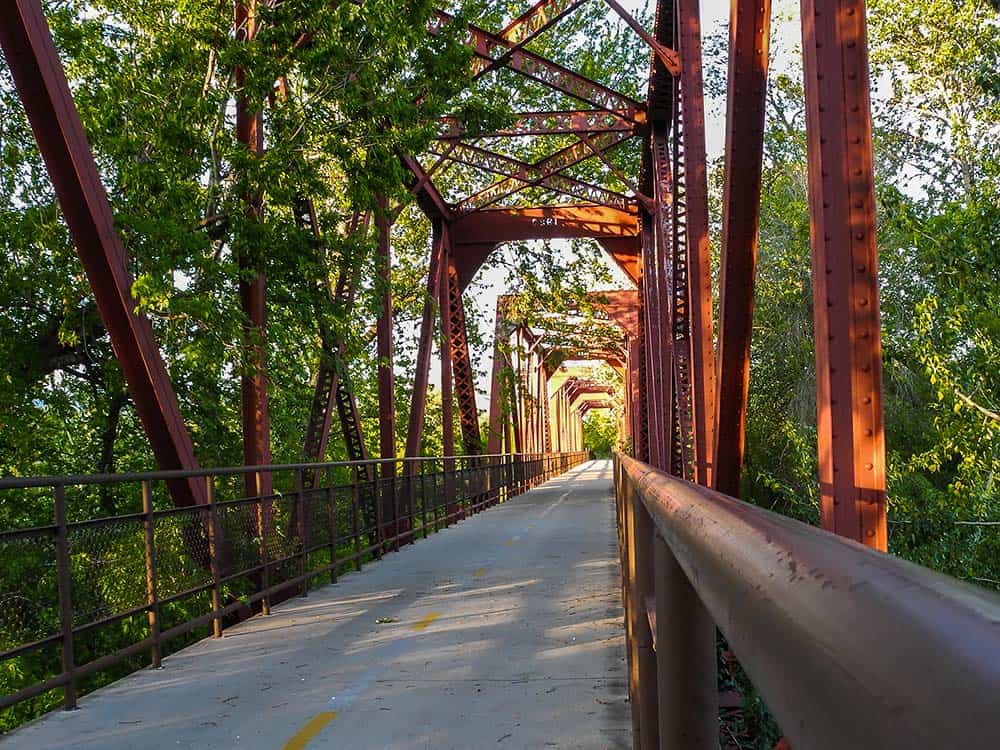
[[859, 298, 869, 306], [866, 529, 875, 538], [862, 397, 871, 404], [865, 429, 873, 436], [857, 264, 866, 272]]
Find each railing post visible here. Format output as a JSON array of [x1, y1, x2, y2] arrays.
[[654, 531, 717, 748], [141, 481, 161, 669], [626, 481, 659, 749], [420, 460, 429, 538], [53, 484, 76, 710], [205, 476, 222, 638], [350, 465, 362, 570], [373, 465, 385, 557], [621, 476, 640, 746], [392, 471, 400, 551], [256, 470, 271, 615], [294, 469, 308, 596], [326, 468, 338, 584]]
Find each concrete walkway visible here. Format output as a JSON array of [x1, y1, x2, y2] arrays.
[[6, 460, 629, 750]]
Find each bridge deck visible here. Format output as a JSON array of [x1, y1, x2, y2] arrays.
[[6, 460, 629, 750]]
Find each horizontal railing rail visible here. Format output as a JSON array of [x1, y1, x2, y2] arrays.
[[0, 451, 588, 725], [614, 452, 1000, 750]]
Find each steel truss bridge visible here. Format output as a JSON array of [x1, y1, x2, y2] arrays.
[[1, 0, 999, 747]]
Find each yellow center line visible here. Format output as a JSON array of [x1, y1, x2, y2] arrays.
[[473, 567, 487, 578], [504, 538, 518, 547], [282, 712, 337, 750], [411, 612, 440, 631]]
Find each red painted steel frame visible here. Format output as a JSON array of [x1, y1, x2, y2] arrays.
[[0, 0, 205, 506], [800, 0, 887, 549], [675, 0, 717, 488], [713, 0, 772, 498], [235, 0, 272, 497], [404, 221, 446, 466], [375, 198, 397, 477]]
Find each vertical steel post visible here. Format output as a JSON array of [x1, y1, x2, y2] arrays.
[[326, 468, 338, 584], [206, 477, 222, 638], [439, 242, 458, 523], [654, 532, 717, 747], [800, 0, 887, 548], [0, 0, 205, 507], [375, 196, 399, 541], [53, 485, 76, 709], [255, 470, 271, 615], [714, 0, 772, 499], [295, 468, 308, 596], [141, 481, 162, 669], [676, 0, 718, 488], [405, 221, 446, 464], [486, 301, 508, 454], [235, 0, 272, 499]]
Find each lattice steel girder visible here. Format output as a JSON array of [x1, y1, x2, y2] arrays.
[[444, 256, 483, 455], [430, 12, 643, 116], [801, 0, 887, 549], [714, 0, 771, 499], [675, 0, 717, 488], [434, 128, 632, 193], [0, 0, 206, 506], [302, 211, 370, 480], [404, 220, 446, 465], [446, 132, 635, 214], [500, 0, 589, 48], [437, 109, 642, 138]]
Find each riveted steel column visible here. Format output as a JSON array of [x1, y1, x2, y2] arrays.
[[800, 0, 887, 548], [486, 301, 507, 454], [714, 0, 772, 498], [235, 0, 271, 496], [0, 0, 205, 506], [676, 0, 718, 488], [405, 221, 445, 466], [376, 196, 397, 474]]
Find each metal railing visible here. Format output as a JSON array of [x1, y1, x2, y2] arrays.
[[614, 452, 1000, 750], [0, 451, 588, 721]]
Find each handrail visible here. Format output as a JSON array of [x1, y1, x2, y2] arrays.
[[615, 452, 1000, 749], [0, 452, 559, 490]]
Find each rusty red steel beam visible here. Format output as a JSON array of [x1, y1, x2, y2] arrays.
[[0, 0, 206, 506], [675, 0, 717, 487], [800, 0, 886, 549], [404, 220, 446, 468], [235, 0, 273, 498], [431, 12, 643, 116], [486, 299, 510, 454], [375, 197, 397, 479], [603, 0, 681, 76], [641, 192, 666, 470], [437, 109, 642, 138], [713, 0, 771, 499], [401, 154, 453, 221]]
